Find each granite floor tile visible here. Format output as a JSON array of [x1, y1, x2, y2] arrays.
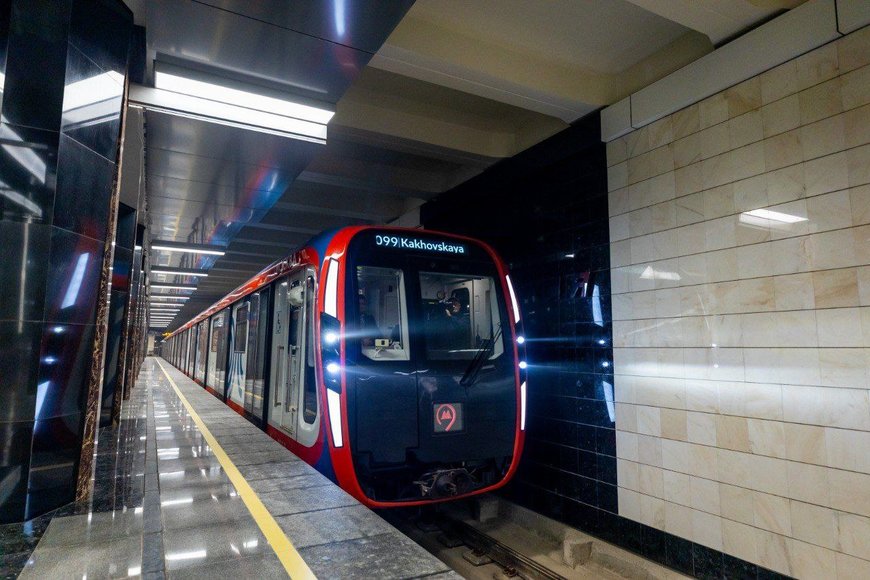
[[275, 505, 395, 549], [18, 534, 143, 579], [160, 496, 250, 530], [236, 461, 309, 481], [298, 532, 451, 579], [36, 509, 144, 547], [163, 520, 268, 571], [228, 451, 300, 466], [245, 474, 333, 493], [168, 553, 286, 579], [0, 552, 31, 579], [258, 485, 358, 517]]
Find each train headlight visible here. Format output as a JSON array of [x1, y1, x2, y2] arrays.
[[321, 312, 342, 391], [518, 361, 528, 370], [516, 335, 525, 345]]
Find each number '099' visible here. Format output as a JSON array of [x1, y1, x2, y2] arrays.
[[375, 235, 400, 247]]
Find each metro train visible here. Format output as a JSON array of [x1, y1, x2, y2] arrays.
[[161, 226, 527, 507]]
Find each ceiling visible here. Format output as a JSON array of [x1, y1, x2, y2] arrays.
[[121, 0, 806, 332]]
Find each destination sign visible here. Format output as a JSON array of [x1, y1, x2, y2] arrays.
[[375, 234, 466, 254]]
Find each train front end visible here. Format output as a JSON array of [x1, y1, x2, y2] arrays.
[[319, 227, 526, 507]]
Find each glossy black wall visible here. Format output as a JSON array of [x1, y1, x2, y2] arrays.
[[0, 0, 132, 522], [422, 112, 617, 528]]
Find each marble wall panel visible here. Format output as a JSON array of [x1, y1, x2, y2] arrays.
[[608, 26, 870, 579]]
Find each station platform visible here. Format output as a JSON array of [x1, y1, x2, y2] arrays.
[[6, 357, 458, 579]]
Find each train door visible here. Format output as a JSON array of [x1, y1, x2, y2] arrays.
[[243, 287, 271, 422], [206, 309, 229, 394], [228, 301, 249, 407], [268, 270, 316, 442]]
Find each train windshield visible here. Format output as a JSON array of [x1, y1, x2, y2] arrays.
[[418, 271, 505, 360], [351, 232, 509, 363]]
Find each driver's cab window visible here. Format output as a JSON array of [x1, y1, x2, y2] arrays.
[[355, 266, 409, 361]]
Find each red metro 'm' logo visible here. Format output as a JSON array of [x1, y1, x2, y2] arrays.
[[435, 404, 457, 432]]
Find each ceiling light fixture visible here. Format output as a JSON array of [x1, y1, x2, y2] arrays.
[[150, 240, 226, 256], [128, 62, 333, 144], [151, 284, 198, 291], [151, 267, 209, 277]]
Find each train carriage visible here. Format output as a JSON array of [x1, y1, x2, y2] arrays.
[[162, 226, 527, 507]]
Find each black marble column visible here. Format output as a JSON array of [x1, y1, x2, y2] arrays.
[[0, 0, 132, 523], [99, 203, 136, 428]]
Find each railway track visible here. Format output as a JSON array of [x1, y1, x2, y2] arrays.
[[384, 498, 690, 580], [383, 507, 570, 580], [437, 516, 567, 580]]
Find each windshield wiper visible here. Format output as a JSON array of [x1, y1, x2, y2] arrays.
[[460, 325, 502, 386]]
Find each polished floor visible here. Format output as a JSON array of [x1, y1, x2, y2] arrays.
[[1, 358, 458, 579]]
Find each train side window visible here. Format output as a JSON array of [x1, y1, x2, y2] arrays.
[[355, 265, 410, 361], [234, 303, 248, 352]]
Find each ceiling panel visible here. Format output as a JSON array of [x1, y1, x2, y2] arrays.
[[195, 0, 415, 54], [146, 0, 374, 103]]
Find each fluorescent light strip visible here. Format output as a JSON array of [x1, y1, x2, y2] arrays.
[[324, 259, 339, 317], [151, 269, 209, 277], [151, 244, 225, 256], [327, 389, 343, 448], [154, 69, 334, 125], [151, 284, 197, 290]]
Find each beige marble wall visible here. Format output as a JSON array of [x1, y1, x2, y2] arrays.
[[607, 26, 870, 578]]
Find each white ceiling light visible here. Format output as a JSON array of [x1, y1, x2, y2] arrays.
[[154, 63, 333, 125], [151, 284, 198, 291], [128, 62, 334, 144], [150, 240, 225, 256], [151, 268, 209, 277]]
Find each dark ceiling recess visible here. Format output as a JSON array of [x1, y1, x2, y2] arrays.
[[422, 113, 607, 261]]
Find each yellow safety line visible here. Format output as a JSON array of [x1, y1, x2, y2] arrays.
[[155, 359, 316, 579]]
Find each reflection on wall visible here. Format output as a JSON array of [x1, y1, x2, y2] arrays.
[[0, 0, 133, 523], [607, 26, 870, 579]]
